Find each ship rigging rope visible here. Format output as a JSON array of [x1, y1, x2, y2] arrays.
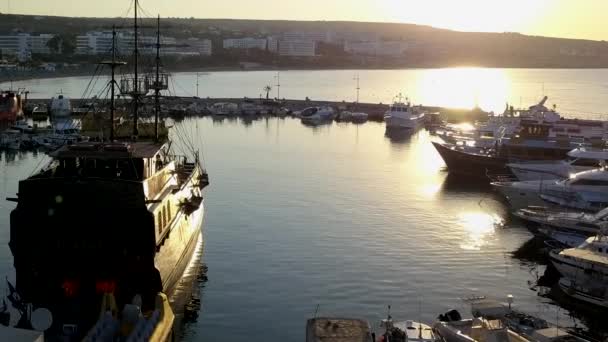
[[166, 76, 208, 167]]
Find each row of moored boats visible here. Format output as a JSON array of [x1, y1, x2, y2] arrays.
[[431, 96, 608, 310], [307, 296, 591, 342]]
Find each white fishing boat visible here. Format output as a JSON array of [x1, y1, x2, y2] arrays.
[[49, 94, 72, 118], [492, 168, 608, 211], [508, 148, 608, 181], [384, 96, 425, 130]]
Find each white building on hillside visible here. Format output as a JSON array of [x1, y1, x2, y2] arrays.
[[0, 33, 56, 61], [223, 38, 267, 50], [76, 31, 178, 55], [344, 41, 409, 57], [182, 38, 213, 56], [76, 31, 114, 55], [283, 31, 334, 43], [279, 40, 316, 57]]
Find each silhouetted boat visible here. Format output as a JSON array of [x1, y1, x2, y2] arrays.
[[7, 9, 209, 340]]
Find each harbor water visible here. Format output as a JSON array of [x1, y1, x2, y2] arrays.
[[0, 68, 607, 341], [3, 68, 608, 117]]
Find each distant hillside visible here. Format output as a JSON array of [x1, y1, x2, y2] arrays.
[[1, 14, 608, 68]]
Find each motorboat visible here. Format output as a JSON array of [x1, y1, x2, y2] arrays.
[[539, 228, 588, 248], [550, 227, 608, 283], [513, 206, 608, 236], [434, 307, 529, 342], [209, 102, 238, 116], [49, 94, 72, 118], [508, 148, 608, 181], [384, 97, 425, 130], [435, 298, 589, 342], [492, 168, 608, 211], [300, 106, 335, 125], [352, 112, 369, 124], [379, 315, 438, 342]]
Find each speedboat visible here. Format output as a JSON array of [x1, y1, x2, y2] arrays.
[[300, 106, 335, 125], [508, 148, 608, 181], [384, 97, 425, 130], [492, 168, 608, 211]]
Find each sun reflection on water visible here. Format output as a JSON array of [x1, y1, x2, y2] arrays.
[[458, 212, 505, 250]]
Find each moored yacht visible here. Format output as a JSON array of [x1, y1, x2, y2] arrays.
[[513, 206, 608, 236], [550, 228, 608, 283], [492, 168, 608, 211], [384, 96, 426, 130], [508, 148, 608, 181]]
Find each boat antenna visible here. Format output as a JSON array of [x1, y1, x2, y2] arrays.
[[353, 73, 360, 104], [132, 0, 139, 137], [154, 14, 160, 142], [418, 299, 423, 339]]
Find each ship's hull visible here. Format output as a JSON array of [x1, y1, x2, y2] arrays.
[[550, 250, 608, 281], [558, 278, 608, 308], [155, 199, 205, 296], [385, 115, 424, 130], [432, 141, 510, 176]]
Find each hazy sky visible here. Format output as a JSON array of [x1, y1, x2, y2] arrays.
[[5, 0, 608, 40]]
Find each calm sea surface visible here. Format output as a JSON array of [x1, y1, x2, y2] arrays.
[[1, 69, 607, 341]]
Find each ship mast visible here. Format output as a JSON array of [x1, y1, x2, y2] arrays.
[[100, 26, 126, 141], [132, 0, 139, 137], [110, 27, 118, 141], [154, 15, 160, 142]]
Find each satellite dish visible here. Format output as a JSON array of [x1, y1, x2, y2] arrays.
[[31, 308, 53, 331]]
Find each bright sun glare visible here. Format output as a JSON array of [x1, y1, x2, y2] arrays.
[[458, 212, 504, 250]]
